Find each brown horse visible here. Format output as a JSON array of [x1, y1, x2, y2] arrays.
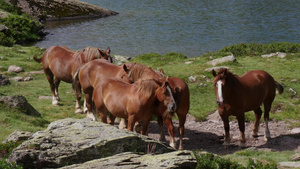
[[34, 46, 112, 108], [123, 62, 189, 150], [93, 77, 176, 135], [212, 68, 284, 147], [73, 59, 132, 120]]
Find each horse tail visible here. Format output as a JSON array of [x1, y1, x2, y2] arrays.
[[275, 81, 284, 94], [72, 66, 82, 92], [33, 55, 42, 63]]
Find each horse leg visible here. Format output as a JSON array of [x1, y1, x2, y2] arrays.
[[263, 102, 272, 141], [237, 114, 246, 147], [85, 93, 96, 121], [54, 78, 61, 101], [119, 118, 127, 129], [134, 121, 142, 133], [127, 115, 136, 132], [157, 116, 166, 141], [108, 113, 116, 125], [141, 119, 151, 136], [220, 114, 230, 146], [178, 113, 187, 150], [163, 117, 176, 149], [74, 82, 83, 114], [44, 69, 58, 106], [252, 107, 262, 137]]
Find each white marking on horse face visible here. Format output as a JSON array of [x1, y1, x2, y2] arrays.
[[217, 80, 223, 103], [167, 85, 176, 111]]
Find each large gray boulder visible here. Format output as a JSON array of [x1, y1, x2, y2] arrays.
[[8, 118, 176, 168], [61, 151, 197, 169], [0, 95, 41, 117], [206, 55, 236, 66]]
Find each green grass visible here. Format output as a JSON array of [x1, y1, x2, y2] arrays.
[[0, 43, 300, 167], [223, 149, 295, 167]]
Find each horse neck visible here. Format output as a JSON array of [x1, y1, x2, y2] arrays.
[[129, 65, 160, 81], [222, 73, 239, 99], [135, 80, 157, 103]]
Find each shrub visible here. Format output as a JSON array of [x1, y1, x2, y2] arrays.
[[193, 151, 278, 169], [0, 15, 42, 44], [219, 42, 300, 57], [0, 0, 20, 14]]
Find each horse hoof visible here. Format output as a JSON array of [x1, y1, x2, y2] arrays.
[[169, 143, 177, 150], [159, 137, 167, 142], [264, 137, 271, 142], [75, 109, 84, 114], [52, 100, 59, 106], [222, 142, 230, 147], [239, 142, 246, 148]]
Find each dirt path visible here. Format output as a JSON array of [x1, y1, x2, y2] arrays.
[[145, 112, 300, 155]]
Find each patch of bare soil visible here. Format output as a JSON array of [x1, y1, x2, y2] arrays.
[[145, 112, 300, 155]]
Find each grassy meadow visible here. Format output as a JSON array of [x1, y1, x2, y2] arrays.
[[0, 43, 300, 167]]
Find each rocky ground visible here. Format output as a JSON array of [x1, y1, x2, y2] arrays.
[[130, 112, 300, 155]]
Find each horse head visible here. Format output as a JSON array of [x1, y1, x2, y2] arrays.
[[155, 76, 176, 113], [98, 47, 113, 63], [121, 64, 133, 84], [212, 68, 229, 106]]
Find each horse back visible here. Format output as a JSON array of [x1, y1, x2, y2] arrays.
[[237, 70, 276, 109], [169, 77, 190, 112]]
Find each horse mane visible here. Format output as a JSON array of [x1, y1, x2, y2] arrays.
[[128, 63, 162, 81], [136, 79, 157, 99], [73, 46, 100, 63]]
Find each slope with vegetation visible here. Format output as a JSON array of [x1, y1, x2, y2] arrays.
[[0, 42, 299, 168]]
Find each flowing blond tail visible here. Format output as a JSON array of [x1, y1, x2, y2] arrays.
[[72, 67, 82, 91]]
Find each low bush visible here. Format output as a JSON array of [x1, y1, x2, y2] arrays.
[[194, 151, 278, 169], [219, 42, 300, 57]]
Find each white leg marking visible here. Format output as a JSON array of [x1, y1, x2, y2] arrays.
[[217, 80, 223, 103], [264, 119, 270, 141], [83, 99, 88, 113], [86, 111, 96, 121], [52, 96, 59, 106]]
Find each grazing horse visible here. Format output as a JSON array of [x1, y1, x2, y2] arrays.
[[93, 77, 176, 135], [123, 62, 189, 150], [212, 68, 284, 147], [73, 59, 132, 120], [34, 46, 112, 107]]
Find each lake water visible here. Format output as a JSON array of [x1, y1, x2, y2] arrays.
[[34, 0, 300, 57]]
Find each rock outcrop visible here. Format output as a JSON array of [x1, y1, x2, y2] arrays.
[[0, 95, 41, 117], [61, 150, 197, 169], [8, 118, 197, 169], [206, 55, 236, 66], [6, 0, 118, 21], [0, 74, 10, 86]]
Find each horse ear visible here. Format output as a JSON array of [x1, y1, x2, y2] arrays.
[[106, 47, 110, 54], [123, 64, 129, 73], [165, 76, 169, 82], [212, 69, 217, 77], [160, 69, 165, 75], [224, 68, 228, 75], [98, 49, 104, 56]]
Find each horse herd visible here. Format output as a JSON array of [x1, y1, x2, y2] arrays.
[[34, 46, 284, 150]]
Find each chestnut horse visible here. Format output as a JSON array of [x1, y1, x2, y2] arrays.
[[123, 62, 189, 150], [73, 59, 132, 120], [212, 68, 284, 147], [93, 77, 176, 135], [34, 46, 112, 107]]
